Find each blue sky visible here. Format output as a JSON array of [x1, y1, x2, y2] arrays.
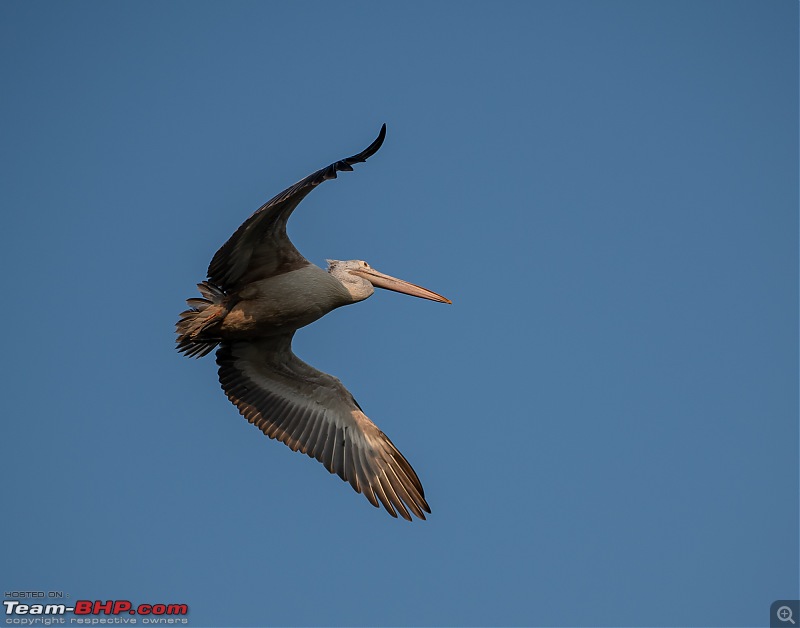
[[1, 2, 797, 626]]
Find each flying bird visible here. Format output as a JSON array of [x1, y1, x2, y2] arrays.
[[176, 124, 450, 520]]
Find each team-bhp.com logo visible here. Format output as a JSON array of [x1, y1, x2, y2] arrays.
[[4, 600, 189, 624]]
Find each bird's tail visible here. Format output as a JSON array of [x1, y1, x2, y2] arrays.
[[176, 281, 228, 358]]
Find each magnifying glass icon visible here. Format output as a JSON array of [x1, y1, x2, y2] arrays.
[[778, 606, 796, 624]]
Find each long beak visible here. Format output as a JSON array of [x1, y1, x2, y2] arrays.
[[351, 268, 452, 304]]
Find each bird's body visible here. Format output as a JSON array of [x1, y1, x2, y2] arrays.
[[220, 265, 351, 337], [176, 125, 450, 520]]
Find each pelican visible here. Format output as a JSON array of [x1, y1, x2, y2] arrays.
[[176, 124, 450, 521]]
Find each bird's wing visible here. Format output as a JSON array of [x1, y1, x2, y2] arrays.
[[207, 124, 387, 292], [216, 334, 430, 521]]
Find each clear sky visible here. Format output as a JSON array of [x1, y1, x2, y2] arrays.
[[1, 2, 797, 627]]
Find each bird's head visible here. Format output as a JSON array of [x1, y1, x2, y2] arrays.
[[327, 259, 451, 305]]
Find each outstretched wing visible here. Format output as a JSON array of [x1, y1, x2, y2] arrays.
[[216, 334, 430, 521], [207, 124, 386, 292]]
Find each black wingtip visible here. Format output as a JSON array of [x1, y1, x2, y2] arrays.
[[346, 123, 387, 164], [376, 122, 387, 147]]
